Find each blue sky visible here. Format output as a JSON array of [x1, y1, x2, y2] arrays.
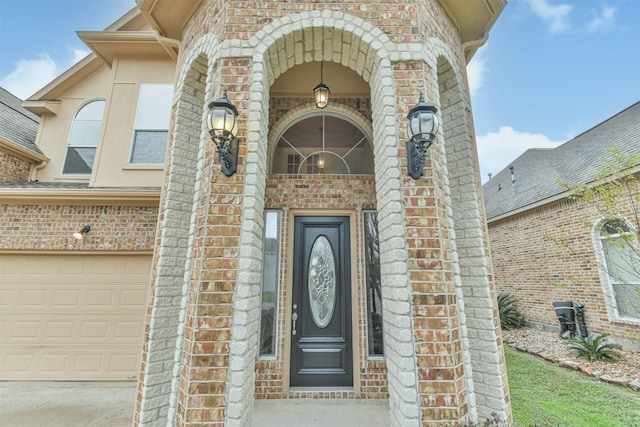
[[1, 0, 639, 182]]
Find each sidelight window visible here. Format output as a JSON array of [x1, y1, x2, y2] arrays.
[[259, 210, 282, 357], [364, 211, 384, 356]]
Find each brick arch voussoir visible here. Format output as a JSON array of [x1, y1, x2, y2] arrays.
[[176, 33, 220, 99], [146, 43, 216, 427], [250, 11, 392, 84], [425, 38, 470, 112]]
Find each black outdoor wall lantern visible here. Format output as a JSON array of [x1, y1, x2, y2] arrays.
[[207, 90, 240, 176], [406, 93, 439, 180]]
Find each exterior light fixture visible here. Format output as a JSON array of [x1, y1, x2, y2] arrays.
[[206, 90, 239, 176], [313, 61, 330, 109], [406, 93, 439, 180], [73, 225, 91, 240]]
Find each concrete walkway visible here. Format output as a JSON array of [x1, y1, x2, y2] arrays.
[[0, 382, 390, 427]]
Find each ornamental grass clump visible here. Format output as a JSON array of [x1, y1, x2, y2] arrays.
[[568, 333, 623, 362], [497, 292, 523, 330]]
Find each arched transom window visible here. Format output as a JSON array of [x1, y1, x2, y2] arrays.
[[271, 114, 373, 175]]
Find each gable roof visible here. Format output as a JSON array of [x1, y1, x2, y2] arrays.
[[24, 8, 162, 107], [0, 87, 42, 155], [483, 102, 640, 221]]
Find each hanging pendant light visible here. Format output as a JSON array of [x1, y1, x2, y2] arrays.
[[313, 61, 330, 109]]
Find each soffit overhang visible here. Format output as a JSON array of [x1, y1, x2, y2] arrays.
[[439, 0, 507, 61], [77, 31, 175, 67], [136, 0, 202, 40], [136, 0, 505, 62]]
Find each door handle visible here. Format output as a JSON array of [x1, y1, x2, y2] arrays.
[[292, 312, 298, 336]]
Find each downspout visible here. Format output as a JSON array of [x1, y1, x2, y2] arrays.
[[29, 159, 49, 182], [154, 30, 181, 61]]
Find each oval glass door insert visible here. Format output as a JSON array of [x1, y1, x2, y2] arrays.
[[308, 235, 336, 328]]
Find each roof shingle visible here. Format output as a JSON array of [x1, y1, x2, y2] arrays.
[[0, 87, 42, 155], [483, 102, 640, 220]]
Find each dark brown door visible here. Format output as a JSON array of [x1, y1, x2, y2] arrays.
[[290, 216, 352, 387]]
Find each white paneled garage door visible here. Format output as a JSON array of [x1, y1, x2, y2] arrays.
[[0, 254, 151, 380]]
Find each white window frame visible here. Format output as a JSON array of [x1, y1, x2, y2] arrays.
[[61, 99, 105, 175], [593, 217, 640, 325], [129, 83, 173, 165]]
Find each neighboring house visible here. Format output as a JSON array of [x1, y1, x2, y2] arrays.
[[0, 88, 46, 182], [484, 102, 640, 348], [0, 1, 512, 425]]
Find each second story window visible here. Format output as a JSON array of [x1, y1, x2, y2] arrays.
[[62, 100, 105, 175], [130, 83, 173, 164]]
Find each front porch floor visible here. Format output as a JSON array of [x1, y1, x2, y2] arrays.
[[251, 399, 390, 426]]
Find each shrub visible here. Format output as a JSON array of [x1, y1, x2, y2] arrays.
[[568, 333, 623, 362], [497, 292, 523, 330]]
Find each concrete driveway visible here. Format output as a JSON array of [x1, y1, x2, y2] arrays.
[[0, 381, 136, 427]]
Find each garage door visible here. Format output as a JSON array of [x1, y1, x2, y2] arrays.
[[0, 254, 151, 380]]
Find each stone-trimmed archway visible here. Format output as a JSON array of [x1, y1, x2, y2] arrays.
[[136, 50, 217, 426], [137, 8, 510, 426], [431, 38, 510, 422], [227, 11, 423, 425]]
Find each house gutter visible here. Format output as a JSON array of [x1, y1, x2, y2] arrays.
[[462, 31, 489, 63], [487, 166, 640, 223], [0, 188, 161, 205], [154, 30, 181, 60], [487, 190, 571, 223], [0, 138, 49, 182]]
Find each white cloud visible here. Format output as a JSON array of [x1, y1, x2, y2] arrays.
[[0, 54, 58, 99], [528, 0, 573, 33], [71, 48, 91, 64], [477, 126, 563, 183], [588, 7, 616, 32], [0, 47, 90, 100], [467, 45, 488, 98]]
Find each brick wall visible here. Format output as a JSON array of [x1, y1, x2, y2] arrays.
[[177, 0, 465, 87], [138, 1, 509, 425], [0, 151, 34, 183], [488, 192, 640, 344], [0, 202, 157, 251]]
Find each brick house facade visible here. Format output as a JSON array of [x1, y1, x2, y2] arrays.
[[484, 102, 640, 348], [1, 1, 512, 426]]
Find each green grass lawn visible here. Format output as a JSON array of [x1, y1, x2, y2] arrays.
[[505, 346, 640, 427]]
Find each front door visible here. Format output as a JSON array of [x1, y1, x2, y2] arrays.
[[290, 216, 352, 387]]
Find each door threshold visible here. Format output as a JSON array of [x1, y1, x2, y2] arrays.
[[288, 386, 354, 392], [285, 386, 358, 399], [289, 386, 353, 391]]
